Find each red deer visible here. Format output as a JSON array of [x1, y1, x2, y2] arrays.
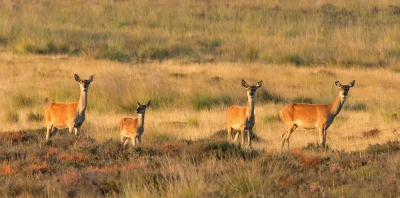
[[119, 100, 151, 147], [43, 74, 94, 141], [281, 80, 355, 149], [226, 79, 263, 146]]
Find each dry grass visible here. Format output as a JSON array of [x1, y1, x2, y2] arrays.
[[0, 1, 399, 196], [0, 52, 399, 152], [0, 42, 399, 197], [1, 0, 400, 66]]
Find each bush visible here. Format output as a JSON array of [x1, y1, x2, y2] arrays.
[[365, 141, 400, 155], [4, 110, 19, 123], [99, 46, 130, 62], [13, 94, 35, 108], [345, 103, 367, 111], [192, 96, 212, 110], [282, 54, 312, 66]]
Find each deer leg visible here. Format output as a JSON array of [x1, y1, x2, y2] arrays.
[[74, 127, 80, 136], [241, 128, 245, 146], [51, 126, 57, 136], [46, 124, 53, 141], [120, 133, 125, 144], [68, 126, 74, 134], [132, 137, 137, 147], [232, 130, 240, 142], [123, 138, 130, 146], [247, 128, 252, 147], [282, 124, 297, 149], [319, 127, 327, 148], [227, 127, 233, 141], [137, 135, 142, 145], [121, 137, 128, 146]]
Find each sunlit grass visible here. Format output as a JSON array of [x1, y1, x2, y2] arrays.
[[0, 52, 398, 152], [0, 52, 399, 197], [0, 1, 399, 197], [0, 0, 400, 67]]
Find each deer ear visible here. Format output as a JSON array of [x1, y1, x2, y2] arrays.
[[256, 80, 263, 88], [146, 100, 151, 107], [88, 75, 94, 82], [335, 81, 341, 88], [349, 80, 355, 87], [74, 74, 81, 82], [136, 101, 141, 106], [241, 79, 249, 88]]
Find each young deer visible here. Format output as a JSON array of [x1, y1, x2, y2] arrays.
[[281, 80, 355, 149], [226, 79, 263, 146], [43, 74, 94, 141], [119, 100, 151, 147]]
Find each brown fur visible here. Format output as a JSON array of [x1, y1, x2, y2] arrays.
[[281, 80, 355, 149], [226, 79, 262, 146], [120, 100, 151, 147], [43, 74, 94, 141]]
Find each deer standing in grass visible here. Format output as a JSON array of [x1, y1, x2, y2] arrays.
[[119, 100, 151, 147], [226, 79, 263, 147], [43, 74, 94, 141], [281, 80, 355, 149]]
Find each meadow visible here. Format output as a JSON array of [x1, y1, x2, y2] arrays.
[[0, 52, 399, 197], [1, 0, 400, 67], [0, 0, 400, 197]]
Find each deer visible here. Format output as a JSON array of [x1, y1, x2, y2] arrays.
[[281, 80, 355, 149], [43, 74, 94, 141], [226, 79, 263, 147], [119, 100, 151, 147]]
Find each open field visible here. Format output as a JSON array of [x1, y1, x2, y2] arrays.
[[0, 52, 399, 197], [1, 0, 400, 197], [1, 0, 400, 67], [1, 52, 399, 151]]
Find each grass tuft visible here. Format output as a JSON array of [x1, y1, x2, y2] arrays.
[[345, 103, 367, 111], [365, 141, 400, 155], [99, 46, 130, 62], [13, 94, 35, 108], [4, 110, 19, 123]]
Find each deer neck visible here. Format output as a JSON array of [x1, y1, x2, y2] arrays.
[[328, 92, 346, 116], [246, 96, 255, 119], [137, 114, 145, 130], [77, 90, 88, 114]]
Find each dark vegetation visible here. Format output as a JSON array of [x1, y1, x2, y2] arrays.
[[0, 130, 399, 197]]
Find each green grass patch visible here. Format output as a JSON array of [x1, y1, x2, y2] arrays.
[[262, 115, 281, 124], [13, 94, 35, 108], [187, 118, 199, 127], [47, 83, 74, 102], [381, 112, 400, 123], [98, 46, 130, 62], [345, 103, 367, 111], [4, 110, 19, 123]]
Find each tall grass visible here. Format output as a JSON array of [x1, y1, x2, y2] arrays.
[[1, 0, 400, 66]]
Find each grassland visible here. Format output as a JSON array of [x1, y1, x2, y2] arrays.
[[0, 52, 399, 197], [0, 0, 400, 197], [1, 0, 400, 67]]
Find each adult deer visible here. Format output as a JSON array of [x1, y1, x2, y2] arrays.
[[43, 74, 94, 141], [281, 80, 355, 149], [119, 100, 151, 147], [226, 79, 263, 147]]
